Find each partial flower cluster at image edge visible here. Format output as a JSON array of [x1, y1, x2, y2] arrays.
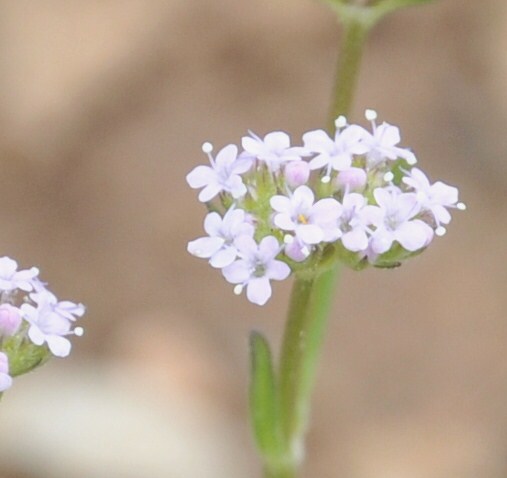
[[186, 110, 465, 306], [0, 257, 85, 393]]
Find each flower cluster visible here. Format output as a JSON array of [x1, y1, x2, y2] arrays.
[[186, 110, 465, 305], [0, 256, 85, 393]]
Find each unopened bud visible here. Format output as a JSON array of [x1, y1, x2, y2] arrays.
[[0, 304, 22, 337], [336, 168, 367, 191], [284, 161, 310, 188]]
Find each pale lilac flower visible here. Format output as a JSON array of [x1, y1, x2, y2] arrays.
[[303, 125, 369, 182], [361, 109, 416, 167], [271, 185, 342, 245], [0, 352, 12, 392], [402, 167, 466, 235], [284, 160, 310, 188], [186, 144, 251, 202], [222, 236, 290, 305], [30, 290, 85, 322], [241, 131, 307, 172], [363, 188, 434, 254], [339, 193, 370, 252], [0, 257, 39, 292], [21, 291, 83, 358], [187, 207, 255, 268], [0, 304, 22, 337]]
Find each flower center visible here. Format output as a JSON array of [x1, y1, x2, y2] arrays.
[[297, 214, 308, 225]]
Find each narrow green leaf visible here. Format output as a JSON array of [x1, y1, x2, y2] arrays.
[[249, 331, 283, 459]]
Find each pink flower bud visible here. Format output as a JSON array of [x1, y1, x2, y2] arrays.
[[0, 304, 22, 337], [284, 161, 310, 188], [336, 167, 367, 191]]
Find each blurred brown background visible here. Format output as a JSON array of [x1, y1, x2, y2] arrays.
[[0, 0, 505, 477]]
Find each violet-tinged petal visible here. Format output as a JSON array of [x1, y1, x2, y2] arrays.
[[198, 183, 222, 202], [210, 247, 238, 268], [342, 228, 369, 252], [258, 236, 281, 262], [395, 220, 434, 251], [222, 260, 251, 284], [187, 237, 224, 258], [266, 261, 291, 281], [186, 165, 214, 189], [203, 212, 222, 236], [274, 214, 296, 231], [246, 277, 272, 306], [270, 195, 292, 213], [308, 153, 329, 170], [46, 335, 72, 358], [215, 144, 238, 168], [297, 224, 324, 244], [370, 230, 394, 254]]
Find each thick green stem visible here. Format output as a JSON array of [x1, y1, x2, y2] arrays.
[[278, 268, 340, 460]]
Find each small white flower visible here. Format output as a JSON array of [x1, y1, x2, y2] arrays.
[[361, 111, 416, 167], [0, 352, 12, 392], [0, 257, 39, 292], [271, 185, 342, 246], [222, 236, 290, 306], [241, 131, 307, 172], [303, 125, 369, 181], [363, 188, 434, 254], [402, 167, 465, 235], [186, 144, 252, 202], [30, 290, 85, 322], [187, 207, 255, 268], [338, 193, 370, 252], [21, 291, 82, 358]]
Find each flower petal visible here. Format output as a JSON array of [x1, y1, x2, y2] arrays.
[[246, 277, 272, 306]]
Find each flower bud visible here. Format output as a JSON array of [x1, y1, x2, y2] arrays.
[[284, 161, 310, 188], [336, 168, 367, 191], [284, 238, 310, 262], [0, 304, 22, 337]]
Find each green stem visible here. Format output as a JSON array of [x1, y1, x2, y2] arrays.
[[278, 268, 340, 461], [263, 15, 371, 478], [328, 17, 370, 129]]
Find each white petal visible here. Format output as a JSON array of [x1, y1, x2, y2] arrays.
[[0, 373, 12, 392], [296, 224, 324, 245], [292, 185, 315, 207], [246, 277, 272, 306], [270, 195, 291, 214], [203, 212, 223, 236], [28, 325, 45, 346], [370, 230, 394, 254], [342, 228, 369, 252], [210, 247, 238, 268], [198, 183, 222, 202], [274, 213, 297, 231], [46, 335, 72, 358], [242, 136, 263, 155], [395, 220, 434, 251], [222, 260, 250, 284], [309, 153, 330, 170], [258, 236, 281, 262], [303, 129, 334, 153], [187, 237, 224, 258], [311, 198, 342, 223], [266, 261, 291, 281], [186, 165, 215, 188], [377, 123, 400, 147], [215, 144, 238, 167], [264, 131, 290, 151]]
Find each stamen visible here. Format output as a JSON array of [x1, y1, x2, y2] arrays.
[[233, 284, 243, 295], [284, 235, 294, 244], [298, 214, 308, 225], [457, 202, 466, 211], [365, 109, 378, 121], [383, 172, 394, 182], [201, 142, 213, 154], [335, 116, 347, 128], [435, 226, 447, 236], [321, 175, 331, 184], [74, 327, 84, 337]]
